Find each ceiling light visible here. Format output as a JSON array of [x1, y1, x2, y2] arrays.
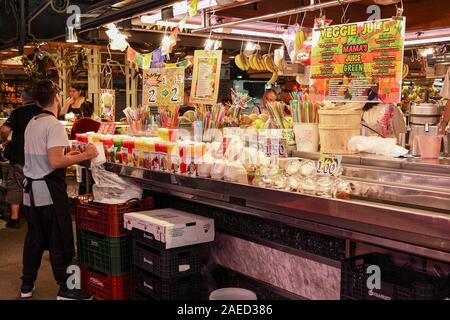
[[213, 28, 281, 39], [66, 25, 78, 43], [140, 0, 218, 24], [419, 48, 435, 57], [156, 20, 201, 29], [245, 41, 256, 53], [105, 23, 129, 51]]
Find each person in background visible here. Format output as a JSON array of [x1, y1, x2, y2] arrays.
[[361, 103, 406, 142], [69, 101, 100, 195], [60, 84, 85, 118], [21, 80, 98, 300], [179, 87, 196, 116], [0, 88, 42, 228], [279, 89, 292, 116], [69, 101, 100, 140], [279, 89, 292, 105], [252, 89, 277, 114], [441, 101, 450, 134]]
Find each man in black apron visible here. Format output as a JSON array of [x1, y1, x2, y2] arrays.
[[21, 80, 98, 300]]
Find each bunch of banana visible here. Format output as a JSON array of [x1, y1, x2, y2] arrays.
[[235, 53, 249, 71], [248, 53, 266, 71], [402, 63, 409, 79], [262, 54, 279, 85], [296, 30, 307, 47]]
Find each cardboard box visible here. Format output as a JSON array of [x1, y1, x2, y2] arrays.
[[124, 209, 214, 249]]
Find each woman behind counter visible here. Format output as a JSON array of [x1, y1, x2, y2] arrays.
[[69, 101, 100, 140], [61, 84, 85, 118]]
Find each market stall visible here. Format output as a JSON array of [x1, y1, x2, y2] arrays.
[[2, 0, 450, 301]]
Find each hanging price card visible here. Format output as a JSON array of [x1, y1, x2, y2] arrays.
[[316, 154, 342, 176], [142, 67, 185, 108]]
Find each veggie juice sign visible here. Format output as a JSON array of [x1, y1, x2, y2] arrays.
[[309, 17, 405, 103]]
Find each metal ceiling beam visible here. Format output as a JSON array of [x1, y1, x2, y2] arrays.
[[192, 0, 363, 33], [129, 27, 283, 45], [79, 0, 175, 32]]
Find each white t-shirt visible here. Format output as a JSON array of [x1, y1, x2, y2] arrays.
[[23, 114, 69, 207]]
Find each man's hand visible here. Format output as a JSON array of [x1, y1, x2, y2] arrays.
[[83, 143, 99, 160], [67, 150, 80, 156]]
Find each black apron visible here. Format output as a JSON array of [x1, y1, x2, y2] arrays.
[[23, 111, 75, 264]]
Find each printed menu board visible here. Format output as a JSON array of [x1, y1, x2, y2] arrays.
[[99, 89, 115, 121], [190, 50, 222, 105], [142, 67, 184, 107], [309, 17, 405, 103]]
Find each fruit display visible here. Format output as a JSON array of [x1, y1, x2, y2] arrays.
[[401, 84, 441, 103], [239, 113, 270, 129], [402, 63, 409, 79], [234, 52, 279, 85]]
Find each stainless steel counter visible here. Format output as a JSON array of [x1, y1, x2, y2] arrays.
[[105, 163, 450, 263]]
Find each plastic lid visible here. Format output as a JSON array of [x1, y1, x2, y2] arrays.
[[209, 288, 257, 300]]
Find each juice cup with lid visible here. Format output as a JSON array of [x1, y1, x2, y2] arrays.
[[158, 128, 169, 141]]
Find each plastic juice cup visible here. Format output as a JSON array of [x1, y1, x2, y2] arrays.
[[416, 134, 443, 159], [91, 133, 101, 143], [158, 128, 169, 141], [75, 133, 87, 143], [168, 129, 178, 142], [86, 132, 95, 143]]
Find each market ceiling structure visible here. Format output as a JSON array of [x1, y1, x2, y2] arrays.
[[1, 0, 450, 54]]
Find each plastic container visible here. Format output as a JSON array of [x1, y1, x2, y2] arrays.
[[132, 240, 201, 278], [75, 194, 154, 237], [416, 134, 443, 159], [134, 267, 202, 300], [209, 288, 257, 300], [77, 229, 132, 275], [341, 253, 449, 300], [294, 123, 319, 152], [80, 265, 133, 300]]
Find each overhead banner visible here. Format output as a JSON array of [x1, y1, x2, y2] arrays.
[[190, 50, 222, 105], [309, 17, 405, 103], [142, 67, 184, 108]]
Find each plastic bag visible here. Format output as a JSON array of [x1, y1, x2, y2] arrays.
[[91, 164, 143, 204], [348, 136, 408, 157]]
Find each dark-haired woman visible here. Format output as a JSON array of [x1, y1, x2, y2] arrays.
[[69, 101, 100, 140], [61, 84, 85, 117], [70, 101, 100, 196]]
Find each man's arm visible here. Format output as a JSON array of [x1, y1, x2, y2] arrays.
[[48, 143, 98, 169]]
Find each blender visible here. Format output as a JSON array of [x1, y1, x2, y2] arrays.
[[407, 102, 442, 156]]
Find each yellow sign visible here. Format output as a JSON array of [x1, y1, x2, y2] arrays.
[[190, 50, 222, 105], [310, 18, 405, 103], [142, 67, 184, 108]]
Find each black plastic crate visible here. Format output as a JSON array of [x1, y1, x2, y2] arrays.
[[77, 229, 132, 275], [341, 253, 449, 300], [132, 229, 166, 251], [133, 240, 201, 279], [134, 266, 202, 300]]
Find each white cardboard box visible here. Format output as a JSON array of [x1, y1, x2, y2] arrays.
[[124, 208, 214, 249]]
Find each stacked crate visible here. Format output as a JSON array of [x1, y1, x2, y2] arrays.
[[124, 209, 215, 300], [74, 194, 154, 300]]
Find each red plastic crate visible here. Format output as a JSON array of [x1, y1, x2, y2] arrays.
[[75, 194, 154, 237], [80, 265, 133, 300]]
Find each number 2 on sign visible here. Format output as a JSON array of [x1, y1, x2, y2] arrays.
[[170, 86, 180, 102], [148, 87, 157, 103]]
